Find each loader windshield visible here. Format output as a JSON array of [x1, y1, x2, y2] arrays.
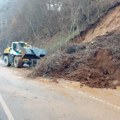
[[12, 42, 29, 52], [18, 43, 26, 50]]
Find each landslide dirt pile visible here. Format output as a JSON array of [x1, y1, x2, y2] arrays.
[[33, 30, 120, 89]]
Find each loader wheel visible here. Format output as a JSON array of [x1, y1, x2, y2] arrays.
[[14, 57, 23, 68], [4, 56, 11, 67]]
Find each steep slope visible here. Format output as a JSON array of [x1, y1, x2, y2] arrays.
[[32, 4, 120, 89], [79, 4, 120, 43]]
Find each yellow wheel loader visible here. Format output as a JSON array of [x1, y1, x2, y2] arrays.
[[3, 41, 46, 68]]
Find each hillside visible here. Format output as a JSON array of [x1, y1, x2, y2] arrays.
[[77, 2, 120, 43], [0, 0, 119, 52], [0, 0, 120, 88], [32, 3, 120, 89]]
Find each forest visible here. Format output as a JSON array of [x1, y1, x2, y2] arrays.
[[0, 0, 119, 51]]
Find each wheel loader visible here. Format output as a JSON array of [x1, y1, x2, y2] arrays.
[[2, 41, 47, 68]]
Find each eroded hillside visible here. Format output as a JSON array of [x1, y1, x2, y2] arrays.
[[32, 3, 120, 89], [77, 3, 120, 43]]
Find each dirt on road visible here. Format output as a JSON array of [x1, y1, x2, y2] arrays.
[[0, 59, 120, 115]]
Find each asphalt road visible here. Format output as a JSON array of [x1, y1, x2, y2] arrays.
[[0, 60, 120, 120]]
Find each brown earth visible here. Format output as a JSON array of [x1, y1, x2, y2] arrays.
[[32, 29, 120, 89], [73, 2, 120, 43], [31, 4, 120, 89]]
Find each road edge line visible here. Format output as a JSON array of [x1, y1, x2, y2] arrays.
[[0, 93, 15, 120], [63, 85, 120, 110]]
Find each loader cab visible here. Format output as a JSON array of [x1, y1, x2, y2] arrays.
[[12, 42, 26, 52], [12, 42, 17, 51]]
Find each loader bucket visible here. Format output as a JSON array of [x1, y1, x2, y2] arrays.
[[22, 48, 47, 59]]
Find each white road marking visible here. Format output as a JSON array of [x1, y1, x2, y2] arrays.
[[0, 93, 15, 120], [78, 91, 120, 110], [63, 85, 120, 110]]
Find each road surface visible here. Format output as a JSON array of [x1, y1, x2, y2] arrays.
[[0, 60, 120, 120]]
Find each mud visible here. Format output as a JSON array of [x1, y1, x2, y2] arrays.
[[32, 29, 120, 89], [31, 3, 120, 89]]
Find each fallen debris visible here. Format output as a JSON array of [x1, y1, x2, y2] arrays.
[[32, 29, 120, 89]]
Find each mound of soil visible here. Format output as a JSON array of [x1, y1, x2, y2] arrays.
[[33, 30, 120, 89]]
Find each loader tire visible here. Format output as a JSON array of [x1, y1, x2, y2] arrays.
[[14, 56, 23, 68], [4, 56, 11, 67]]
